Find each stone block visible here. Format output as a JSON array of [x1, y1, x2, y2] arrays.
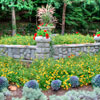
[[68, 48, 71, 52], [59, 48, 62, 53], [25, 49, 31, 54], [59, 54, 63, 58], [25, 54, 31, 60], [20, 49, 25, 53], [31, 50, 36, 59], [76, 48, 80, 51], [63, 51, 67, 55], [36, 48, 42, 53], [41, 48, 50, 53], [13, 55, 20, 59], [13, 48, 20, 55], [8, 48, 12, 57]]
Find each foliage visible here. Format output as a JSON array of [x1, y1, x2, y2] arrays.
[[96, 31, 100, 35], [0, 0, 34, 11], [22, 87, 47, 100], [49, 87, 100, 100], [0, 52, 100, 90], [37, 4, 57, 24], [12, 97, 26, 100], [0, 34, 94, 45], [24, 80, 39, 89], [0, 93, 4, 100], [52, 34, 94, 44], [51, 79, 62, 90], [91, 74, 100, 87], [69, 76, 80, 88], [0, 77, 9, 92]]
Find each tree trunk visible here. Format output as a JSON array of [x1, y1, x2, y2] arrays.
[[12, 7, 16, 36], [61, 3, 67, 35]]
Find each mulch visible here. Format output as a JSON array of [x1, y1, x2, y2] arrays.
[[6, 85, 93, 100]]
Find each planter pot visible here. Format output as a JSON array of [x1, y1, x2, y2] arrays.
[[94, 36, 100, 43], [35, 36, 51, 43]]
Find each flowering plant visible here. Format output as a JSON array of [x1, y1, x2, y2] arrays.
[[75, 32, 79, 35], [37, 4, 57, 25], [93, 31, 100, 37], [33, 26, 51, 40]]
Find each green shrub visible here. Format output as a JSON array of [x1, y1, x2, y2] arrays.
[[0, 77, 9, 92], [70, 76, 80, 88], [0, 93, 4, 100], [12, 97, 26, 100], [22, 87, 47, 100], [51, 79, 61, 91], [49, 88, 100, 100], [91, 74, 100, 87], [24, 80, 39, 89]]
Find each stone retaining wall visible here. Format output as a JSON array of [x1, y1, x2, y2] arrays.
[[0, 42, 100, 60], [53, 43, 100, 59], [0, 45, 36, 60]]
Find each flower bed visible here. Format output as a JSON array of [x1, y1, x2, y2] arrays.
[[0, 52, 100, 90], [0, 34, 94, 45]]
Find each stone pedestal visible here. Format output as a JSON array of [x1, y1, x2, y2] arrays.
[[94, 36, 100, 43], [35, 36, 51, 59]]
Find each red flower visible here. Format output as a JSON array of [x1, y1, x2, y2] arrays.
[[34, 33, 37, 37], [97, 34, 100, 37], [93, 34, 95, 37], [76, 32, 78, 34], [68, 56, 71, 58], [41, 23, 44, 25], [33, 36, 35, 40], [44, 30, 47, 32], [37, 27, 40, 29], [45, 24, 48, 26], [39, 24, 42, 26], [45, 33, 49, 39], [40, 35, 42, 36]]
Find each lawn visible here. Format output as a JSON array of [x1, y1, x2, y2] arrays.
[[0, 52, 100, 90], [0, 34, 94, 45]]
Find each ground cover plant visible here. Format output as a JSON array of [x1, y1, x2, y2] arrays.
[[0, 52, 100, 90], [0, 33, 94, 45]]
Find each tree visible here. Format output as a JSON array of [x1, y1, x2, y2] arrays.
[[0, 0, 34, 36]]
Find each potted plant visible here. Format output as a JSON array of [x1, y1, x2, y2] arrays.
[[36, 4, 57, 32], [93, 31, 100, 43], [33, 28, 51, 41]]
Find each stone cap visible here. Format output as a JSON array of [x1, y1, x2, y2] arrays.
[[35, 36, 51, 43], [0, 45, 36, 49], [53, 43, 100, 48]]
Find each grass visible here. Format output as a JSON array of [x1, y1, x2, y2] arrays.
[[0, 34, 94, 45], [0, 52, 100, 90]]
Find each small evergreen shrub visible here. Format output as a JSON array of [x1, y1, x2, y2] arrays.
[[22, 87, 47, 100], [24, 80, 39, 89], [49, 88, 100, 100], [51, 79, 62, 91], [12, 97, 26, 100], [0, 93, 4, 100], [0, 77, 9, 92], [70, 76, 80, 88], [91, 74, 100, 87]]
